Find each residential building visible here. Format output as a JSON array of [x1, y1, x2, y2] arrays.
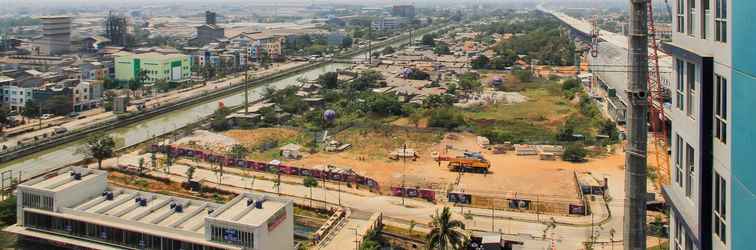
[[80, 62, 108, 81], [32, 16, 72, 55], [4, 167, 295, 250], [114, 52, 191, 83], [392, 5, 416, 18], [661, 0, 756, 250], [228, 33, 284, 61]]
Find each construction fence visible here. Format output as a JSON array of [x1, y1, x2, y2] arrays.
[[152, 145, 381, 191]]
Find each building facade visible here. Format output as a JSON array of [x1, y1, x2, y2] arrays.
[[5, 167, 295, 250], [391, 5, 416, 18], [661, 0, 756, 250], [115, 52, 191, 83], [33, 16, 72, 55], [371, 17, 404, 31]]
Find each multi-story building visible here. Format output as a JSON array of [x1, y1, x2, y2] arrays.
[[114, 52, 191, 83], [371, 17, 405, 31], [5, 167, 295, 250], [80, 62, 108, 81], [662, 0, 756, 249], [190, 11, 226, 46], [228, 33, 284, 61], [32, 16, 72, 55], [391, 5, 416, 18]]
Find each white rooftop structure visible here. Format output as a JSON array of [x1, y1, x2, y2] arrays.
[[6, 167, 294, 250]]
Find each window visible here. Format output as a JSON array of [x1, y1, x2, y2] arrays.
[[714, 172, 727, 245], [676, 135, 684, 187], [686, 62, 696, 118], [676, 59, 685, 111], [715, 75, 728, 144], [702, 0, 711, 39], [715, 0, 727, 42], [674, 216, 684, 250], [688, 0, 697, 36], [685, 143, 695, 198]]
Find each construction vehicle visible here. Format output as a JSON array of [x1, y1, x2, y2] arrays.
[[444, 152, 491, 174]]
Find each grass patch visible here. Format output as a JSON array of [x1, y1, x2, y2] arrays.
[[334, 127, 444, 160], [464, 79, 579, 143]]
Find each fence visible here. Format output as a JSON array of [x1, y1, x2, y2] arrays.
[[446, 191, 586, 216], [152, 145, 382, 192]]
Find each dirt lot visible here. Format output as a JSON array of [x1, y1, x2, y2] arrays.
[[273, 129, 623, 200]]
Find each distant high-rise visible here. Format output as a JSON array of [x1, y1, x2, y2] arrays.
[[392, 5, 416, 18], [105, 11, 128, 47], [190, 11, 225, 46], [206, 11, 217, 26], [33, 16, 71, 55]]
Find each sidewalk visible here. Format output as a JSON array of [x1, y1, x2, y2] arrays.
[[112, 153, 612, 228]]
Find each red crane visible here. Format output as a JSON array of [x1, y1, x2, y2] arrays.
[[647, 0, 670, 188]]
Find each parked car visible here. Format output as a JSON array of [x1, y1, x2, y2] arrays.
[[53, 127, 68, 134], [40, 114, 54, 120], [68, 112, 80, 118]]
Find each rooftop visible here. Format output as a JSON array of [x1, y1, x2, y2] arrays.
[[211, 194, 287, 227]]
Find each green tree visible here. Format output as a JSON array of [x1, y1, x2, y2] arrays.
[[78, 134, 116, 169], [470, 55, 490, 69], [457, 73, 482, 96], [563, 144, 588, 163], [186, 166, 196, 183], [318, 72, 339, 89], [258, 50, 272, 68], [427, 207, 467, 250], [303, 176, 318, 207], [433, 42, 451, 55], [428, 108, 466, 130], [422, 34, 436, 46], [23, 100, 40, 119], [490, 56, 511, 70], [513, 69, 533, 82], [138, 157, 145, 175], [341, 36, 354, 48], [229, 144, 248, 160], [0, 194, 16, 225], [210, 106, 231, 131]]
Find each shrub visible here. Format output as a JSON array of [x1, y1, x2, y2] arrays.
[[563, 144, 588, 162], [428, 108, 466, 130]]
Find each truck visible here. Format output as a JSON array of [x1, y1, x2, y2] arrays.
[[447, 156, 490, 174]]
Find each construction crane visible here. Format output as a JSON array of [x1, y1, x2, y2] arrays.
[[585, 1, 671, 189], [435, 151, 491, 174], [647, 0, 671, 188], [590, 16, 600, 58]]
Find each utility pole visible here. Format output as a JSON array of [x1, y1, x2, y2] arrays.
[[367, 26, 372, 64], [401, 143, 407, 206], [624, 0, 650, 249], [243, 66, 249, 113]]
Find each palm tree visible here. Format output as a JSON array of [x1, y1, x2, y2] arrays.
[[229, 144, 248, 161], [303, 176, 318, 208], [426, 207, 467, 250], [77, 134, 116, 169]]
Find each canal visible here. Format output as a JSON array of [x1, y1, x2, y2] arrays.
[[0, 23, 449, 182]]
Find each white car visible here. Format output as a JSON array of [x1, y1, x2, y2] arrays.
[[40, 114, 54, 120]]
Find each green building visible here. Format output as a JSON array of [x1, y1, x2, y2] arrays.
[[114, 52, 191, 83]]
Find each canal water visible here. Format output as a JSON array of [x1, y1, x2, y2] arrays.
[[0, 63, 350, 180]]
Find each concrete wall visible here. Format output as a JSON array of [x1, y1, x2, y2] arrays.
[[256, 202, 294, 250]]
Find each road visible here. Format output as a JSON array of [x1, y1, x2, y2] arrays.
[[111, 150, 625, 249], [0, 61, 308, 151]]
